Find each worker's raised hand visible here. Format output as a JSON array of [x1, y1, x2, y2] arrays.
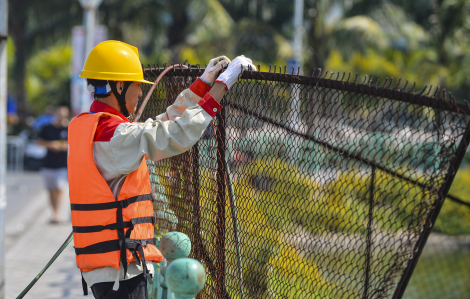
[[215, 55, 257, 90], [200, 56, 231, 85]]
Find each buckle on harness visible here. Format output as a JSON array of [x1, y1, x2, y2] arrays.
[[125, 239, 153, 284]]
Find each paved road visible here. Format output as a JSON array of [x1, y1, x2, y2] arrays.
[[5, 171, 83, 299], [5, 172, 45, 221], [5, 172, 48, 251]]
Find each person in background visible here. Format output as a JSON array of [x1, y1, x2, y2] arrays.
[[7, 94, 19, 130], [32, 105, 55, 132], [36, 106, 70, 224]]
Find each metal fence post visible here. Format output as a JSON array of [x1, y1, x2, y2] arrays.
[[216, 98, 227, 298], [191, 143, 201, 258], [191, 143, 203, 299], [224, 151, 243, 299], [363, 166, 376, 298]]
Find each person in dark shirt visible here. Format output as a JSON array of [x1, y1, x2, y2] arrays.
[[36, 106, 69, 223]]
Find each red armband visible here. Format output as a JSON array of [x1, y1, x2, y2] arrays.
[[190, 78, 212, 98], [198, 93, 223, 117]]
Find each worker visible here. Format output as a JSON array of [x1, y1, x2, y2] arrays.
[[68, 40, 255, 299]]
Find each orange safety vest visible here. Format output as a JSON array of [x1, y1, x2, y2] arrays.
[[68, 112, 163, 283]]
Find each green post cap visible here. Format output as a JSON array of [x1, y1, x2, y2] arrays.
[[166, 258, 206, 299], [160, 232, 191, 261]]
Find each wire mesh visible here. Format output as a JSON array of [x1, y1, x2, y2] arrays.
[[136, 66, 470, 299]]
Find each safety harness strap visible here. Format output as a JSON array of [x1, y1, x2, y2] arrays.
[[74, 238, 156, 255], [125, 239, 154, 284], [81, 274, 88, 296], [76, 238, 157, 295], [73, 221, 130, 233], [71, 194, 153, 211], [75, 239, 120, 255], [120, 216, 156, 281], [72, 216, 155, 233], [116, 196, 128, 279], [109, 80, 132, 118]]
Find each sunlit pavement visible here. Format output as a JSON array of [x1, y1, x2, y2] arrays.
[[5, 171, 84, 299]]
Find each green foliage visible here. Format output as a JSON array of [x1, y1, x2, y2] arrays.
[[25, 44, 72, 114], [325, 47, 450, 88], [232, 18, 293, 65], [6, 38, 15, 70], [230, 157, 341, 298], [269, 246, 337, 299], [234, 158, 317, 233], [99, 0, 166, 57], [139, 49, 172, 67], [187, 0, 235, 45], [11, 0, 470, 119], [9, 0, 82, 55], [6, 38, 16, 91], [404, 247, 470, 299], [150, 154, 343, 298], [326, 49, 400, 80], [324, 167, 431, 236], [328, 1, 470, 94], [434, 168, 470, 235]]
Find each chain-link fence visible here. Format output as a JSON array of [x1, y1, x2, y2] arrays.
[[135, 65, 470, 299]]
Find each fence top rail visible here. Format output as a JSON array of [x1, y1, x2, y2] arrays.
[[143, 66, 470, 115]]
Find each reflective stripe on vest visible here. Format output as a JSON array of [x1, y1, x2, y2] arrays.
[[68, 112, 164, 278]]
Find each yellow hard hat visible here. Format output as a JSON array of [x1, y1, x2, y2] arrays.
[[80, 40, 154, 84]]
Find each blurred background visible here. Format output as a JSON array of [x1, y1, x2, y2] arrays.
[[4, 0, 470, 298]]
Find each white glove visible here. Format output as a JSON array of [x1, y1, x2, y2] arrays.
[[215, 56, 257, 90], [200, 56, 231, 85]]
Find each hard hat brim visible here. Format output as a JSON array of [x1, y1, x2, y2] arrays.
[[138, 79, 155, 85], [79, 73, 155, 85]]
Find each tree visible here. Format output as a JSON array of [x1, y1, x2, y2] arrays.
[[9, 0, 470, 123], [98, 0, 166, 58], [8, 0, 81, 121], [336, 0, 470, 97], [26, 45, 72, 114], [8, 0, 167, 122], [180, 0, 294, 66]]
